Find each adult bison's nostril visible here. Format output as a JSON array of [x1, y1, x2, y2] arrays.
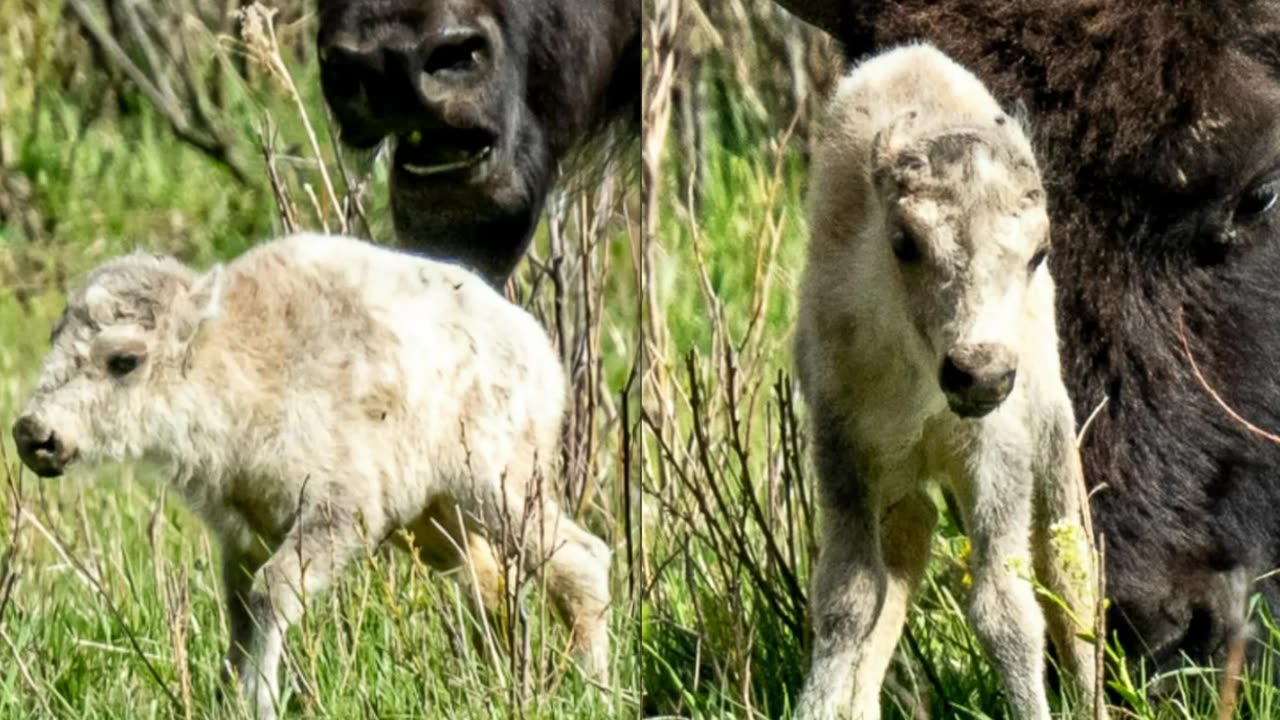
[[320, 45, 379, 100], [422, 27, 491, 81], [12, 414, 69, 477], [317, 42, 390, 148]]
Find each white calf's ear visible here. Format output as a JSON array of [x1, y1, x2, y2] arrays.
[[191, 264, 226, 315], [871, 112, 925, 183], [175, 264, 226, 344], [83, 284, 117, 326]]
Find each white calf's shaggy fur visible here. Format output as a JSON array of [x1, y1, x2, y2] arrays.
[[794, 44, 1100, 720], [12, 233, 611, 718]]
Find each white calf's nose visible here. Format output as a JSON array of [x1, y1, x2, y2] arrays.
[[940, 344, 1017, 418], [12, 414, 71, 477]]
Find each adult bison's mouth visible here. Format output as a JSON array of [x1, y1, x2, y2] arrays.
[[393, 126, 497, 181]]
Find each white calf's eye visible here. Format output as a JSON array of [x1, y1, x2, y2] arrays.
[[107, 354, 141, 377]]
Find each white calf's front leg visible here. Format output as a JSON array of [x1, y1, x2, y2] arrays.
[[799, 501, 886, 720], [956, 442, 1051, 720], [239, 506, 371, 719], [797, 418, 886, 720], [1032, 407, 1104, 716], [850, 492, 937, 716], [220, 542, 267, 695]]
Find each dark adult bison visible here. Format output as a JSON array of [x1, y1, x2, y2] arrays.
[[316, 0, 639, 284], [778, 0, 1280, 675]]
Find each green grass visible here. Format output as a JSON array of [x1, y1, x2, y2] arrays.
[[0, 462, 636, 719], [0, 3, 640, 718], [9, 1, 1280, 718]]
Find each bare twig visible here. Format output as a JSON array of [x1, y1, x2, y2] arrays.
[[257, 117, 301, 233], [238, 3, 344, 232]]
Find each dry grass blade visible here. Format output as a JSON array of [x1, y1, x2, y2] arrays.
[[1217, 630, 1247, 720], [1178, 311, 1280, 444], [237, 2, 345, 233], [1176, 311, 1271, 719], [65, 0, 252, 183], [1095, 535, 1107, 720]]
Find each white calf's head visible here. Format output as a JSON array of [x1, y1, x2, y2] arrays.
[[12, 253, 224, 476], [873, 114, 1049, 417]]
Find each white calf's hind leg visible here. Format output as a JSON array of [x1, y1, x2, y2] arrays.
[[956, 452, 1051, 720], [539, 501, 612, 683], [458, 476, 612, 684], [849, 492, 938, 719], [407, 501, 507, 626]]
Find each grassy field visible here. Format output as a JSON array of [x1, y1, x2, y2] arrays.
[[8, 0, 1280, 718], [639, 1, 1280, 719], [0, 2, 640, 718]]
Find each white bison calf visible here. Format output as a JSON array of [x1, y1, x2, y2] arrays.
[[12, 233, 611, 718], [794, 44, 1100, 720]]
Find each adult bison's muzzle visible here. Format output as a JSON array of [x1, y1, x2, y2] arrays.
[[318, 2, 544, 285], [12, 414, 74, 478], [319, 13, 503, 155]]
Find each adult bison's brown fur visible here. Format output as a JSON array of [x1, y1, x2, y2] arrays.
[[781, 0, 1280, 674], [316, 0, 639, 284]]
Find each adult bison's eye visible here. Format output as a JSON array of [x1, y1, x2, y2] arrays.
[[1235, 176, 1279, 225], [892, 229, 922, 263], [107, 354, 141, 378]]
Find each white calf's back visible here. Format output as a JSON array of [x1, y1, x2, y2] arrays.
[[270, 232, 564, 454], [167, 233, 564, 538]]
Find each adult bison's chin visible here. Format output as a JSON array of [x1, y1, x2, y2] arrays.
[[384, 113, 552, 286], [316, 0, 638, 285]]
